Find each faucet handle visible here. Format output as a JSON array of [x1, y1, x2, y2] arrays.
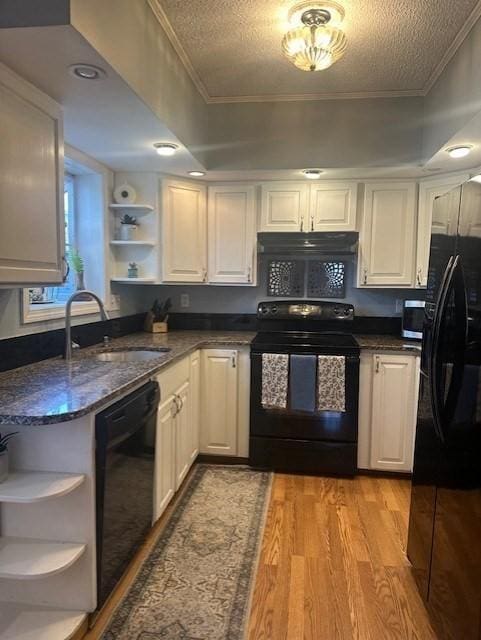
[[71, 340, 80, 351]]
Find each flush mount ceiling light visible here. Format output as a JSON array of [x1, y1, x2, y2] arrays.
[[153, 142, 179, 156], [188, 171, 206, 177], [303, 168, 324, 179], [282, 1, 347, 72], [68, 64, 106, 80], [446, 145, 473, 159]]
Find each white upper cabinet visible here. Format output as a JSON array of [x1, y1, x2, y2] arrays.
[[0, 63, 65, 286], [161, 179, 207, 282], [309, 182, 358, 231], [260, 183, 309, 232], [358, 182, 417, 287], [416, 174, 469, 288], [208, 185, 257, 284]]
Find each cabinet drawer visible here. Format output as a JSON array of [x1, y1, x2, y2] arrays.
[[156, 355, 190, 400]]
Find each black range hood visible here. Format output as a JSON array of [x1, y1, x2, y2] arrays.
[[258, 232, 358, 255]]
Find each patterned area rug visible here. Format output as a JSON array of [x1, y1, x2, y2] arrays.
[[101, 465, 272, 640]]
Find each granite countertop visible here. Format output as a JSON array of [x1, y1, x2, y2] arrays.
[[355, 334, 422, 353], [0, 331, 255, 426], [0, 330, 421, 426]]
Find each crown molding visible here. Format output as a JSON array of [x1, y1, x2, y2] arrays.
[[147, 0, 210, 102], [148, 0, 481, 105], [206, 89, 424, 103], [422, 0, 481, 95]]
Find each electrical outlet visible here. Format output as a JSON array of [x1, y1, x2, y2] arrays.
[[395, 299, 403, 314], [180, 293, 190, 309], [110, 293, 121, 311]]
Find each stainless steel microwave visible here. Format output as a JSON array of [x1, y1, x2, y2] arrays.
[[402, 300, 425, 340]]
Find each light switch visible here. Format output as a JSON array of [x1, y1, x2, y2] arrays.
[[180, 293, 190, 308]]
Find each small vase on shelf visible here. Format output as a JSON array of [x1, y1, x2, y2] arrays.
[[128, 262, 139, 278]]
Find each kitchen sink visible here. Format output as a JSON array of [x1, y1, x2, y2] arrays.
[[94, 349, 170, 362]]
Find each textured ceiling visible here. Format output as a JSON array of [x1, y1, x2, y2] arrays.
[[156, 0, 480, 100]]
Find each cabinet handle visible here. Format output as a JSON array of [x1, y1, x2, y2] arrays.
[[300, 217, 304, 233], [375, 357, 380, 373], [176, 394, 184, 412], [247, 265, 252, 283], [310, 216, 314, 232], [416, 267, 422, 286], [171, 397, 179, 417], [202, 269, 207, 283], [363, 268, 368, 285], [231, 352, 237, 368], [62, 256, 70, 283]]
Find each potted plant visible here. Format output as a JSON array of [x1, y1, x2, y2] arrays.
[[0, 432, 18, 483], [127, 262, 139, 278], [69, 249, 90, 300], [119, 214, 138, 241]]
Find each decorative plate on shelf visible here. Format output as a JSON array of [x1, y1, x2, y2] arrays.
[[113, 183, 137, 205]]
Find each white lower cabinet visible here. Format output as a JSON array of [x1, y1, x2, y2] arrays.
[[358, 351, 420, 473], [200, 349, 239, 456], [174, 380, 191, 489], [189, 350, 201, 463], [154, 394, 176, 521]]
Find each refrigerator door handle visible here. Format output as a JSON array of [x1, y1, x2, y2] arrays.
[[430, 256, 457, 442], [443, 257, 468, 428]]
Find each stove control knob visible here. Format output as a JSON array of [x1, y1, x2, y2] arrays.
[[259, 304, 269, 315], [271, 306, 278, 314]]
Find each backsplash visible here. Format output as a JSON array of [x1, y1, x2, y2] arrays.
[[148, 258, 425, 317]]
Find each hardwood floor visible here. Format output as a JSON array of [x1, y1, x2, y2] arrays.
[[247, 474, 437, 640]]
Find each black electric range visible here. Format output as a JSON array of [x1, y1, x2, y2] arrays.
[[249, 301, 360, 476]]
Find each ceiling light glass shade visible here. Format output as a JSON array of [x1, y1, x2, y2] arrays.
[[282, 24, 347, 71], [446, 145, 472, 159]]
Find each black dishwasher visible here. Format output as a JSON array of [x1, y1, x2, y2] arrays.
[[95, 381, 160, 609]]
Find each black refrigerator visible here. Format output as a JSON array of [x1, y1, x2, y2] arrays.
[[407, 178, 481, 640]]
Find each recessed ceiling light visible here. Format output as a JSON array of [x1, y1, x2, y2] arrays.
[[69, 64, 106, 80], [302, 168, 323, 179], [470, 175, 481, 184], [446, 145, 473, 159], [188, 171, 206, 177], [153, 142, 179, 156]]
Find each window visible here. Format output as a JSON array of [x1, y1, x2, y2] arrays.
[[22, 172, 100, 323]]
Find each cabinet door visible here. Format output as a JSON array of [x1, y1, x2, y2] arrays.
[[370, 353, 419, 472], [200, 349, 238, 456], [174, 380, 191, 490], [310, 182, 358, 231], [189, 351, 200, 464], [416, 175, 469, 288], [208, 185, 256, 284], [0, 63, 64, 285], [259, 183, 308, 232], [154, 394, 176, 520], [359, 182, 416, 287], [161, 179, 207, 282]]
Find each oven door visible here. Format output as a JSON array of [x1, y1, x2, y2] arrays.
[[250, 350, 359, 443]]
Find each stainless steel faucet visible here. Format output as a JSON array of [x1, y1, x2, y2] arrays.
[[64, 290, 110, 360]]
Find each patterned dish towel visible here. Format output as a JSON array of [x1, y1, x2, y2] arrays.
[[317, 355, 346, 412], [261, 353, 289, 409]]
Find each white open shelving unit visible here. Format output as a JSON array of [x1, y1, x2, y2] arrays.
[[109, 192, 159, 283], [0, 462, 89, 639]]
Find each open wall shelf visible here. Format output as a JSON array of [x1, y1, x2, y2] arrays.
[[0, 471, 85, 504], [0, 603, 87, 640], [0, 537, 86, 580], [109, 204, 154, 212]]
